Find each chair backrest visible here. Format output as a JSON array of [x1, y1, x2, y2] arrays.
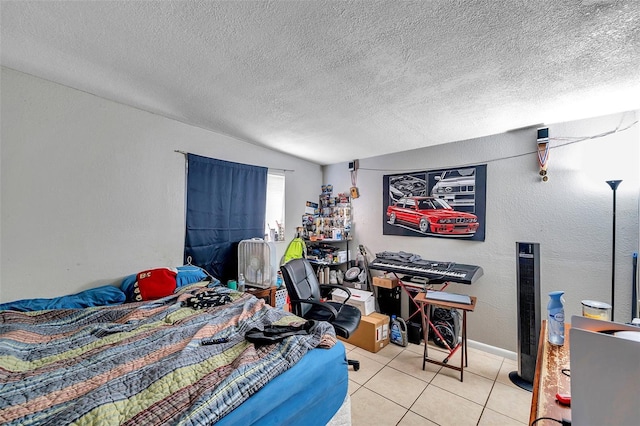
[[280, 258, 322, 318]]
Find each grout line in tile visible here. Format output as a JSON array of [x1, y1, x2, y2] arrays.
[[407, 380, 430, 411], [384, 361, 440, 385], [429, 367, 502, 409], [475, 372, 498, 425], [360, 370, 425, 409], [352, 343, 531, 426], [398, 408, 436, 426]]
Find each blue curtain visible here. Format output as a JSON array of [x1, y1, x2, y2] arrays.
[[184, 154, 267, 282]]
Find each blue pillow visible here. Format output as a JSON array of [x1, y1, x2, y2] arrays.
[[0, 285, 126, 312], [176, 265, 209, 287]]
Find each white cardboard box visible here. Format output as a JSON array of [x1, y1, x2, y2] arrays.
[[331, 288, 376, 316]]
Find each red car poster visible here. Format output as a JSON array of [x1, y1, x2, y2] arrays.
[[383, 165, 486, 241]]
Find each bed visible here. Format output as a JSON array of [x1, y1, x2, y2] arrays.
[[0, 273, 350, 425]]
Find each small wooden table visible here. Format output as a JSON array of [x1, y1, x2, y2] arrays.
[[529, 321, 571, 425], [415, 292, 477, 382], [246, 286, 277, 307]]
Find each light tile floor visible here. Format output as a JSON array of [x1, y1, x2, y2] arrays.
[[344, 340, 532, 426]]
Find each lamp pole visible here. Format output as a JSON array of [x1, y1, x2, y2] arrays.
[[606, 180, 622, 321]]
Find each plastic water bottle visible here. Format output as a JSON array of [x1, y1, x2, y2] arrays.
[[238, 273, 246, 292], [547, 291, 565, 345]]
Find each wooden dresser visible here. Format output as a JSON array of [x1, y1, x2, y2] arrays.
[[529, 320, 571, 425], [246, 286, 277, 307]]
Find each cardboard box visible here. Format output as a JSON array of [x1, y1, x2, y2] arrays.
[[373, 276, 399, 289], [332, 288, 375, 316], [338, 312, 390, 353]]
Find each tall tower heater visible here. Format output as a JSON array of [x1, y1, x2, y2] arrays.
[[509, 242, 541, 392]]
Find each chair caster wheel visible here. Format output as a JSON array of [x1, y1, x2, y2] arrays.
[[349, 360, 360, 371]]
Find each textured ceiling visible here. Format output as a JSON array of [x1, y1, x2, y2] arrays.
[[2, 0, 639, 165]]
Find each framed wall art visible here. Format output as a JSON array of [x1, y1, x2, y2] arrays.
[[382, 164, 486, 241]]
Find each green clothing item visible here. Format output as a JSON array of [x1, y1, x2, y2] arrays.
[[282, 237, 307, 264]]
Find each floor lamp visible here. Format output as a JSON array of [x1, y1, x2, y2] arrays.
[[606, 179, 622, 321]]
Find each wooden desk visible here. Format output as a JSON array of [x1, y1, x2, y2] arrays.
[[529, 321, 571, 425], [246, 286, 277, 307], [415, 292, 477, 382]]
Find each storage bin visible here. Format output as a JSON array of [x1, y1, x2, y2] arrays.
[[275, 288, 288, 309]]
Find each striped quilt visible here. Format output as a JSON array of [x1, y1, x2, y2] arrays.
[[0, 285, 335, 425]]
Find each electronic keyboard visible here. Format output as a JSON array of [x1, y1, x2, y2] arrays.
[[369, 257, 483, 285]]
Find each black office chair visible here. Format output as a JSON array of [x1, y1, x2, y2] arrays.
[[280, 258, 361, 371]]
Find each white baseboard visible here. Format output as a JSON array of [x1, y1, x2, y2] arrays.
[[467, 339, 517, 361]]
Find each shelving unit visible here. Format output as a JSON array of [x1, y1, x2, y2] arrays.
[[301, 187, 354, 284], [305, 238, 352, 267], [305, 237, 354, 287]]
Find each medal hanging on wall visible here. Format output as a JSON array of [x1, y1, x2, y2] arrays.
[[350, 167, 360, 198], [537, 127, 550, 182]]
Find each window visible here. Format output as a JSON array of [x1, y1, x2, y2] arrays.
[[265, 171, 285, 241]]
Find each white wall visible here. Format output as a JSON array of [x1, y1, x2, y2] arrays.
[[324, 111, 640, 351], [0, 68, 322, 302], [2, 67, 638, 352]]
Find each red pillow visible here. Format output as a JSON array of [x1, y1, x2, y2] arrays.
[[132, 268, 177, 301]]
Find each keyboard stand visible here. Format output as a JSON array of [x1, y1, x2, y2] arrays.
[[385, 272, 450, 322], [415, 292, 477, 382], [372, 271, 449, 328]]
